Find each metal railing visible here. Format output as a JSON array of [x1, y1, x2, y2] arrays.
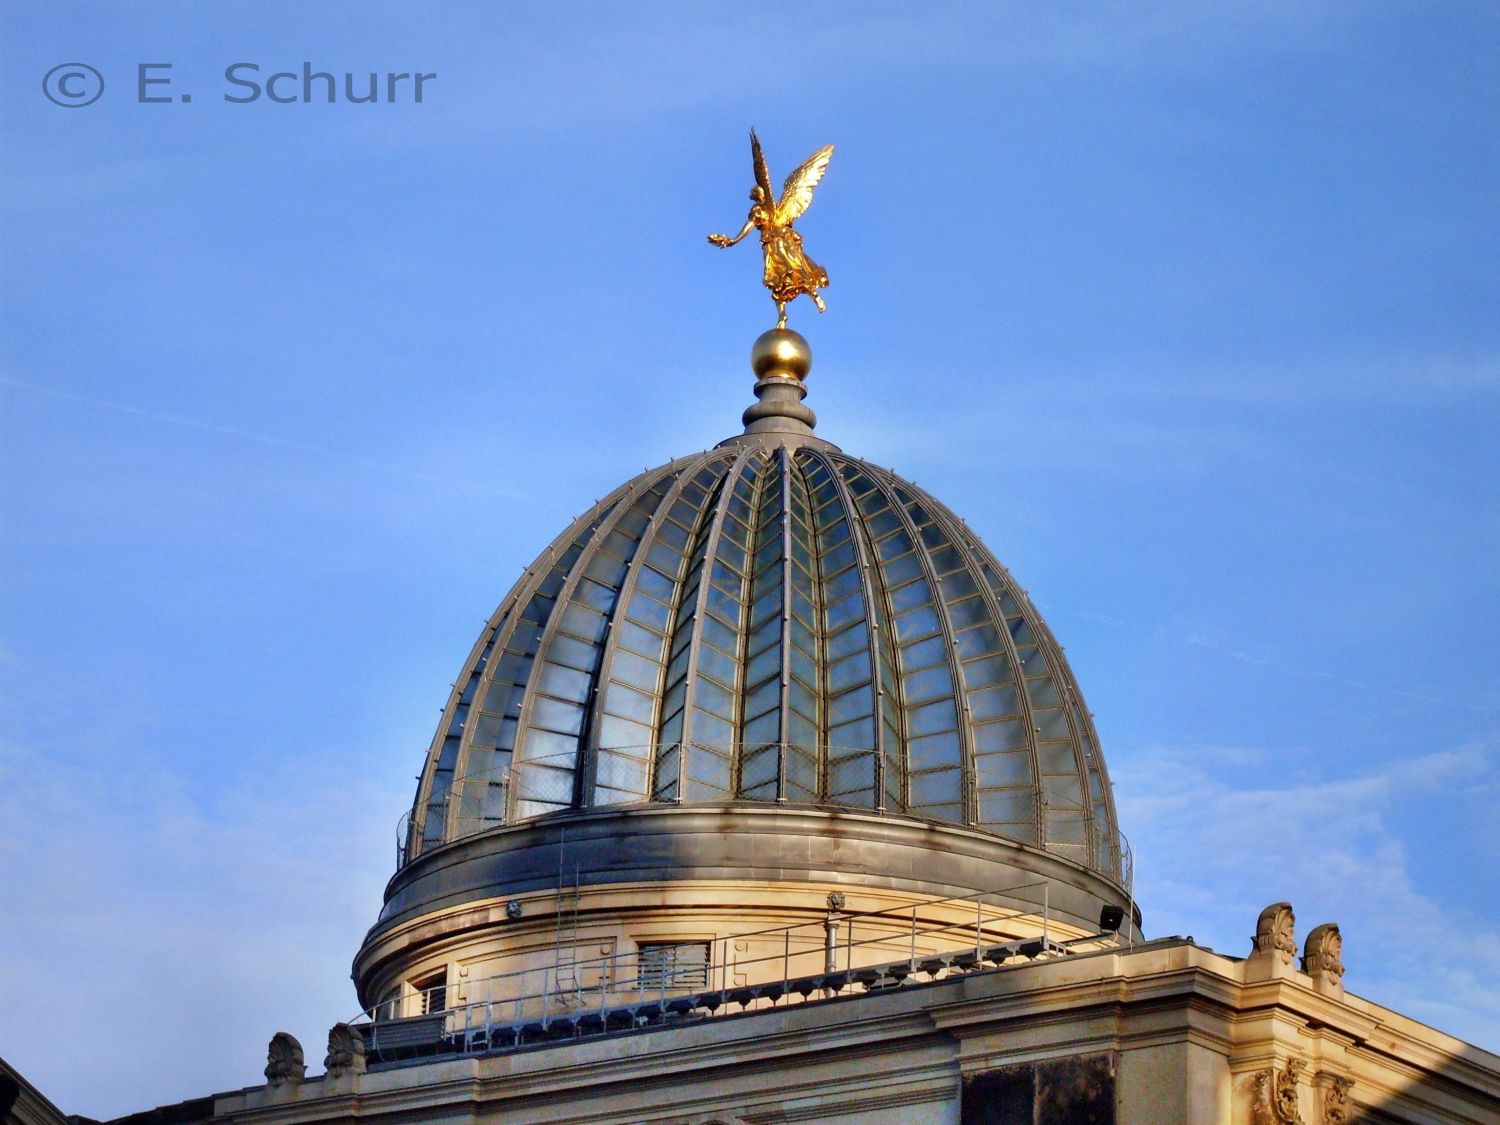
[[348, 881, 1119, 1064]]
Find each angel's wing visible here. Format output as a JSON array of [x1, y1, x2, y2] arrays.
[[774, 143, 834, 225], [750, 129, 774, 201]]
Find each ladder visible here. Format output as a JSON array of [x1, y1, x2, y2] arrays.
[[551, 844, 583, 1010]]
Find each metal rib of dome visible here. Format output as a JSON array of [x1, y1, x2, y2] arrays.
[[404, 435, 1124, 883]]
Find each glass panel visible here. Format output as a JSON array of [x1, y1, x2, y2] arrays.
[[690, 613, 728, 653], [598, 714, 651, 751], [828, 754, 874, 798], [904, 664, 954, 704], [692, 711, 733, 750], [719, 516, 749, 553], [1029, 677, 1061, 707], [594, 751, 649, 793], [785, 750, 817, 801], [822, 540, 855, 574], [866, 507, 902, 540], [531, 695, 584, 735], [656, 519, 689, 550], [635, 565, 674, 603], [616, 620, 665, 661], [537, 662, 590, 704], [520, 593, 555, 626], [705, 584, 741, 628], [1044, 773, 1083, 808], [745, 643, 779, 685], [560, 604, 607, 644], [909, 769, 961, 806], [1033, 707, 1071, 740], [740, 743, 779, 791], [826, 622, 868, 662], [694, 677, 735, 719], [968, 685, 1021, 720], [1047, 811, 1087, 844], [900, 633, 948, 670], [893, 602, 940, 643], [881, 552, 924, 589], [927, 543, 965, 576], [876, 529, 914, 562], [818, 516, 850, 548], [654, 750, 684, 804], [626, 592, 671, 631], [907, 699, 958, 736], [548, 633, 597, 672], [752, 558, 784, 602], [828, 715, 874, 749], [521, 727, 578, 765], [1038, 743, 1078, 776], [608, 650, 657, 692], [908, 731, 960, 772], [660, 678, 686, 722], [976, 750, 1032, 788], [974, 718, 1028, 753], [824, 564, 861, 604], [603, 683, 655, 729], [938, 567, 979, 602], [754, 535, 782, 573], [742, 678, 780, 720], [686, 748, 732, 793], [584, 552, 627, 588], [946, 596, 988, 630], [788, 708, 818, 748], [695, 642, 737, 688], [887, 580, 929, 615], [787, 679, 817, 722], [961, 653, 1011, 689], [646, 542, 683, 578], [829, 686, 873, 726], [979, 788, 1034, 823], [743, 710, 779, 746], [789, 643, 817, 688], [472, 713, 502, 745], [827, 650, 871, 693]]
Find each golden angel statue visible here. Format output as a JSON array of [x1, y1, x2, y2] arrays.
[[708, 130, 834, 328]]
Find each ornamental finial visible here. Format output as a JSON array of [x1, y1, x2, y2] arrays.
[[741, 328, 815, 435], [708, 130, 834, 329]]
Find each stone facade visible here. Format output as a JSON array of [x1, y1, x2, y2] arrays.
[[116, 912, 1499, 1125]]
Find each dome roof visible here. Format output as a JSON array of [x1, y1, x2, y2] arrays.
[[404, 342, 1123, 884]]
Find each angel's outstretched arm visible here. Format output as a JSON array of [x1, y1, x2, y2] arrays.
[[708, 216, 756, 247]]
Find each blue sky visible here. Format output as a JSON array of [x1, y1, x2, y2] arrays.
[[2, 2, 1496, 1116]]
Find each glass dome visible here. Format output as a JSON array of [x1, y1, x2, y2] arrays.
[[404, 432, 1123, 883]]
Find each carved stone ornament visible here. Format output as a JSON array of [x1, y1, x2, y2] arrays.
[[826, 891, 846, 912], [1301, 923, 1345, 982], [1253, 1058, 1304, 1125], [264, 1031, 306, 1087], [1252, 901, 1297, 965], [323, 1022, 367, 1078], [1323, 1075, 1354, 1125]]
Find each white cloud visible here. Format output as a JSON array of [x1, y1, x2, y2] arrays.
[[1113, 742, 1500, 1049], [0, 734, 411, 1119]]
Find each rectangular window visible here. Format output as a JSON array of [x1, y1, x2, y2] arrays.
[[637, 940, 710, 991], [412, 970, 446, 1015]]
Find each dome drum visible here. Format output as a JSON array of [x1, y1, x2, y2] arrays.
[[356, 803, 1138, 1006]]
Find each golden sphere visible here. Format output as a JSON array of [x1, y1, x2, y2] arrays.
[[750, 327, 812, 382]]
